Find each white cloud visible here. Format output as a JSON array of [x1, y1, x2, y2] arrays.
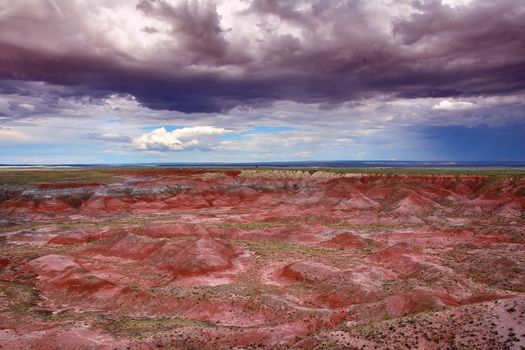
[[18, 103, 35, 111], [133, 126, 231, 151], [441, 0, 473, 8], [292, 151, 313, 158], [0, 128, 33, 142], [88, 132, 131, 143], [433, 99, 475, 110]]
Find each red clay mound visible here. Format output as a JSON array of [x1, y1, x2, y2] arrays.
[[368, 243, 423, 275], [130, 200, 168, 212], [281, 261, 383, 307], [223, 170, 241, 177], [34, 199, 73, 213], [209, 187, 261, 206], [48, 228, 117, 245], [183, 300, 270, 327], [322, 232, 368, 249], [87, 232, 165, 260], [34, 198, 74, 214], [385, 287, 459, 316], [49, 270, 123, 301], [314, 284, 379, 308], [156, 237, 242, 278], [25, 254, 79, 276], [235, 186, 260, 198], [333, 192, 380, 210], [164, 193, 210, 209], [377, 227, 515, 247], [210, 195, 242, 207], [319, 182, 367, 207], [369, 242, 415, 259], [139, 222, 209, 238], [0, 257, 10, 270], [0, 200, 39, 218], [394, 192, 441, 213], [460, 253, 525, 291], [282, 260, 340, 283], [206, 225, 250, 240], [80, 196, 130, 213], [321, 179, 380, 210], [24, 255, 122, 309], [324, 178, 362, 198]]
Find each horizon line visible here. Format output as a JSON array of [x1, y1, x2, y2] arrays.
[[2, 160, 525, 168]]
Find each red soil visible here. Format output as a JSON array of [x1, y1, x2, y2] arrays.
[[155, 237, 242, 278], [368, 243, 425, 275], [81, 196, 130, 212], [48, 228, 117, 245], [0, 327, 128, 349], [1, 169, 524, 349], [282, 260, 340, 283], [384, 287, 460, 317], [86, 232, 165, 260], [322, 232, 369, 248]]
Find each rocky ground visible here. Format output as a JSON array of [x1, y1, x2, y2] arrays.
[[0, 168, 524, 349]]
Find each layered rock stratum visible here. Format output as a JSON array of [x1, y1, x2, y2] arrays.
[[0, 168, 524, 349]]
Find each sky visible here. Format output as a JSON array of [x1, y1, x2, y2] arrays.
[[0, 0, 524, 164]]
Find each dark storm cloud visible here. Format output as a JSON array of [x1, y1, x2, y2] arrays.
[[0, 79, 107, 121], [136, 0, 231, 63], [390, 0, 525, 97], [0, 0, 524, 114]]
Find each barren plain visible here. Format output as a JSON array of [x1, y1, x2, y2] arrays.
[[0, 168, 524, 349]]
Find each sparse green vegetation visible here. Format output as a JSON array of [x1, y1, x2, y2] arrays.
[[38, 310, 106, 323], [104, 317, 214, 338], [240, 240, 336, 257], [314, 167, 525, 177], [358, 244, 377, 255], [84, 275, 101, 282], [0, 282, 40, 319], [327, 221, 424, 232], [0, 169, 116, 185], [219, 221, 282, 230]]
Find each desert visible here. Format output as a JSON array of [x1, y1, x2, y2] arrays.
[[0, 167, 524, 349]]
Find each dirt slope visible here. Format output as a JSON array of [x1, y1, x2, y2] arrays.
[[0, 169, 524, 349]]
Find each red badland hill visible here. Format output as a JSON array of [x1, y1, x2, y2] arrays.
[[0, 168, 524, 349]]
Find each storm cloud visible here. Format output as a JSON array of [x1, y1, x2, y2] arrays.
[[1, 0, 524, 114]]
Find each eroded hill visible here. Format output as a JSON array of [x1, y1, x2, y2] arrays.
[[0, 168, 524, 349]]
